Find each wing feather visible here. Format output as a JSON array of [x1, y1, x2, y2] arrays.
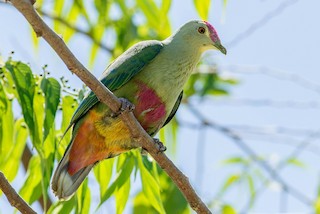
[[162, 91, 183, 127], [70, 41, 163, 126]]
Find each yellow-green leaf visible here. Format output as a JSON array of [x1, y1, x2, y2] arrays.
[[138, 154, 165, 214], [19, 156, 42, 204], [1, 119, 28, 181], [222, 204, 237, 214], [193, 0, 211, 20], [93, 158, 114, 200], [115, 174, 130, 214], [76, 179, 91, 214], [41, 77, 61, 141]]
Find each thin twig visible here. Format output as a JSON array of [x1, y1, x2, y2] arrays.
[[205, 98, 320, 109], [226, 64, 320, 95], [187, 104, 313, 206], [37, 10, 113, 54], [7, 0, 211, 213], [240, 130, 320, 213], [0, 171, 37, 214], [226, 0, 299, 48]]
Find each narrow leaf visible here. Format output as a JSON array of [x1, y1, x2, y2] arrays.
[[115, 174, 130, 214], [138, 154, 165, 213], [19, 156, 42, 204], [93, 158, 114, 200], [41, 77, 61, 141], [1, 119, 28, 181], [76, 179, 91, 214], [193, 0, 211, 20], [98, 156, 134, 208]]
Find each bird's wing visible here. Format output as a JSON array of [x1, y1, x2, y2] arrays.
[[162, 91, 183, 127], [70, 40, 164, 125]]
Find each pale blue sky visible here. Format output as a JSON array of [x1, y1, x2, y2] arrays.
[[1, 0, 320, 213]]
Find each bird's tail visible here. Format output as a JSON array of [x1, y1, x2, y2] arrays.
[[51, 142, 94, 200]]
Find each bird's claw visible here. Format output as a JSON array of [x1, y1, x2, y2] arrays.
[[141, 138, 166, 154], [111, 98, 135, 118], [153, 138, 167, 153]]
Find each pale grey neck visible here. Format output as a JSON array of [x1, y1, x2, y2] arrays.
[[161, 37, 202, 88]]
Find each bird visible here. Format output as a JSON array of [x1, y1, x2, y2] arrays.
[[51, 20, 226, 200]]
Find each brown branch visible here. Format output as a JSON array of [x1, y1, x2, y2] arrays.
[[7, 0, 211, 213], [0, 171, 37, 214]]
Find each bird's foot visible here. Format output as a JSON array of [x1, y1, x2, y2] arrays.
[[111, 98, 135, 118], [153, 138, 167, 153], [141, 138, 166, 155]]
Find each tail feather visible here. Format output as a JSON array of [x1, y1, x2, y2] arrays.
[[51, 143, 94, 200]]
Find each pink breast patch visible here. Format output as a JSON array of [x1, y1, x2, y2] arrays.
[[134, 81, 166, 131]]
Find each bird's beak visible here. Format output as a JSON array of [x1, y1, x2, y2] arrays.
[[214, 42, 227, 55]]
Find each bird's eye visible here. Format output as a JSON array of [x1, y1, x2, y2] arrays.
[[198, 27, 206, 34]]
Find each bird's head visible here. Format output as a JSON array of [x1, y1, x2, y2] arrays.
[[173, 20, 227, 55]]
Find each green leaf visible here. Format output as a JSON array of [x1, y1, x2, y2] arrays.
[[137, 154, 165, 214], [0, 82, 8, 153], [158, 167, 189, 214], [161, 118, 178, 156], [63, 4, 81, 42], [0, 119, 28, 181], [315, 177, 320, 214], [136, 0, 160, 28], [246, 175, 256, 208], [30, 26, 40, 50], [41, 77, 61, 141], [161, 0, 171, 15], [133, 165, 189, 214], [61, 95, 78, 131], [193, 0, 211, 20], [76, 178, 91, 214], [286, 157, 306, 168], [222, 204, 237, 214], [6, 61, 40, 147], [33, 76, 45, 149], [133, 192, 157, 214], [19, 156, 43, 204], [58, 95, 78, 153], [98, 156, 135, 208], [0, 97, 13, 160], [93, 158, 114, 200], [221, 157, 249, 166], [47, 198, 75, 214], [53, 0, 65, 31], [0, 82, 8, 114], [115, 173, 130, 214], [218, 174, 241, 196], [89, 25, 105, 66], [223, 0, 228, 8]]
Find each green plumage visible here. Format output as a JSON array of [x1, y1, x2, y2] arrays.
[[71, 41, 163, 125], [52, 20, 226, 200]]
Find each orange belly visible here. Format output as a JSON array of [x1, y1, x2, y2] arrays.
[[68, 109, 132, 175]]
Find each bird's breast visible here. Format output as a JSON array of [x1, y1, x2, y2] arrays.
[[133, 80, 167, 134]]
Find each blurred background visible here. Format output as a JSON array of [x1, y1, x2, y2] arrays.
[[1, 0, 320, 213]]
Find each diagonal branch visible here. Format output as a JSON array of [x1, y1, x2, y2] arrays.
[[0, 171, 37, 214], [5, 0, 211, 213]]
